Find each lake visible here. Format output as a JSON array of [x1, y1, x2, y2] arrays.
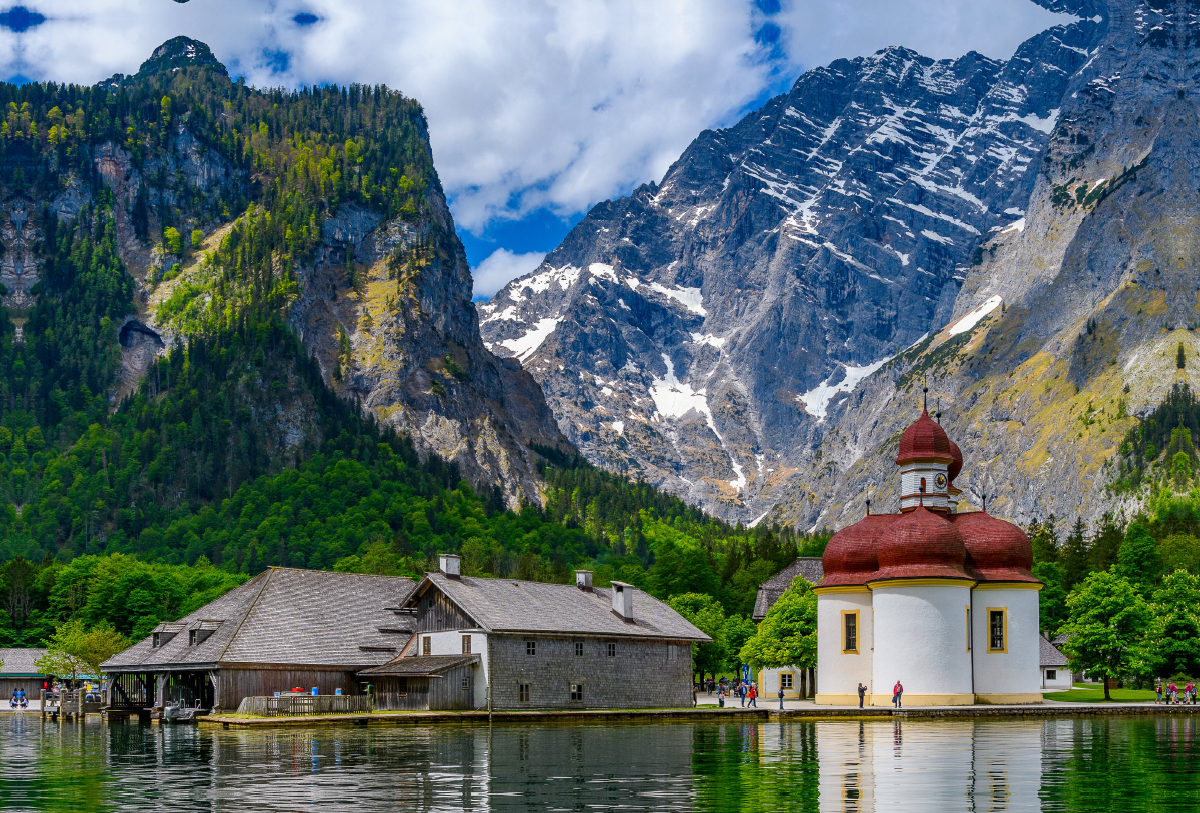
[[1, 714, 1198, 811]]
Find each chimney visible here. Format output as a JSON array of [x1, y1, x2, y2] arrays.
[[611, 581, 634, 621], [438, 553, 461, 579], [575, 570, 593, 592]]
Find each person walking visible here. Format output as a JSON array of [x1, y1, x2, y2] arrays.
[[748, 684, 757, 708], [739, 683, 746, 707], [1156, 683, 1164, 704], [1170, 682, 1178, 704], [857, 683, 867, 709], [893, 681, 903, 709], [778, 686, 785, 710]]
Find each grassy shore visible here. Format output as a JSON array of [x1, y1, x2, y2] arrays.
[[1048, 684, 1157, 703]]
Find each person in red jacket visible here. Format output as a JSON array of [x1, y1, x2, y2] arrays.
[[893, 681, 903, 709]]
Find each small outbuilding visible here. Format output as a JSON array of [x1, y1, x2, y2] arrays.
[[752, 558, 824, 700], [0, 648, 49, 701], [101, 568, 416, 712], [363, 555, 710, 711], [1040, 635, 1071, 690]]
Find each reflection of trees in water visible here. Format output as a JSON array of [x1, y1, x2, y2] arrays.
[[5, 716, 1200, 811]]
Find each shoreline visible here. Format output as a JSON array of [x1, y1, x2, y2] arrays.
[[198, 701, 1200, 729]]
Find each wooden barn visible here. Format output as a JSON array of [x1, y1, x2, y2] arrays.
[[0, 648, 49, 701], [101, 568, 415, 713]]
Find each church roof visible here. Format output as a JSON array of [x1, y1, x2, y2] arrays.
[[895, 409, 954, 465], [820, 410, 1038, 589]]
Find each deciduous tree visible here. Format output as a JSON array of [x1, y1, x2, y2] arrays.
[[1060, 569, 1151, 700]]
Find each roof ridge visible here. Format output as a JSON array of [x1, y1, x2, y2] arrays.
[[266, 566, 415, 580], [213, 569, 275, 664]]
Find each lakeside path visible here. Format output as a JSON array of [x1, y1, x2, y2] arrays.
[[200, 699, 1200, 729]]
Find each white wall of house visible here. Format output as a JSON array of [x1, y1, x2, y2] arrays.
[[1040, 666, 1072, 690], [414, 629, 489, 708]]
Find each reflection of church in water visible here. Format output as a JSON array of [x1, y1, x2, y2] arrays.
[[815, 409, 1042, 706]]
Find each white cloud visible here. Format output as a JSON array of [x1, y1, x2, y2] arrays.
[[5, 0, 1073, 235], [472, 248, 547, 299], [776, 0, 1074, 68]]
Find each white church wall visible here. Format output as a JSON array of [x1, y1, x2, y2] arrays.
[[972, 587, 1042, 703], [871, 582, 973, 705], [814, 590, 873, 705]]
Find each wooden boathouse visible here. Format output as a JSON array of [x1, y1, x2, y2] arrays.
[[100, 568, 416, 714], [0, 648, 49, 700]]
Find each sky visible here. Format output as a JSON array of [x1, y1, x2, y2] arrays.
[[0, 0, 1075, 298]]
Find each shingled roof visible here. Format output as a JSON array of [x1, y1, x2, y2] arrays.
[[752, 558, 825, 621], [102, 568, 416, 672], [0, 648, 48, 676], [1040, 635, 1068, 668], [406, 573, 710, 641], [360, 654, 479, 677]]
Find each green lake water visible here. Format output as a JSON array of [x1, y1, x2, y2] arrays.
[[1, 714, 1198, 811]]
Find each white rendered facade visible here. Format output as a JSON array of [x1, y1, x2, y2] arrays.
[[815, 580, 1043, 706]]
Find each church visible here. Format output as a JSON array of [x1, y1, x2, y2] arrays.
[[814, 408, 1042, 706]]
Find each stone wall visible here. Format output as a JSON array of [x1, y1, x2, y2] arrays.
[[487, 634, 692, 710]]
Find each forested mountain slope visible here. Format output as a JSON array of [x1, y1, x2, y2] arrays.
[[481, 0, 1200, 531], [0, 36, 569, 566]]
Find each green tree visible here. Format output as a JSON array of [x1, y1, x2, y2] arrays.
[[1118, 522, 1161, 591], [739, 577, 817, 671], [1060, 569, 1151, 700], [35, 619, 129, 684], [163, 226, 182, 255], [1033, 561, 1068, 634], [190, 228, 204, 250], [1061, 517, 1092, 590], [1030, 515, 1060, 565], [721, 614, 757, 674], [1143, 570, 1200, 678], [668, 592, 728, 685]]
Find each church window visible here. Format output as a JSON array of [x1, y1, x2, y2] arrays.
[[987, 608, 1007, 653], [920, 477, 926, 493], [966, 606, 972, 652], [842, 611, 859, 654]]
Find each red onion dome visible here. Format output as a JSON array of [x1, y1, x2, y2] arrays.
[[871, 505, 973, 582], [951, 511, 1038, 583], [895, 409, 954, 465], [947, 437, 963, 484], [819, 514, 896, 587]]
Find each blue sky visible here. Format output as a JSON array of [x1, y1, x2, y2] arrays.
[[0, 0, 1073, 298]]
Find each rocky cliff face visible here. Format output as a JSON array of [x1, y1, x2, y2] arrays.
[[15, 37, 569, 505], [481, 1, 1106, 523]]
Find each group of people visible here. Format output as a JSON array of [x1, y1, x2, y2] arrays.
[[1156, 682, 1198, 704], [8, 688, 28, 709], [694, 678, 762, 709]]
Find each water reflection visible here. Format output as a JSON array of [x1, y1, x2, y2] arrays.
[[1, 714, 1199, 811]]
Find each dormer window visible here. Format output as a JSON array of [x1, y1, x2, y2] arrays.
[[151, 631, 177, 648], [189, 628, 215, 646]]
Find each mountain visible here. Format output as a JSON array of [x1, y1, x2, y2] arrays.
[[481, 0, 1184, 529], [0, 36, 570, 562]]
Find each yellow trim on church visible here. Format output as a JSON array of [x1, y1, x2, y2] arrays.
[[868, 578, 975, 590], [813, 585, 871, 595], [972, 582, 1043, 591]]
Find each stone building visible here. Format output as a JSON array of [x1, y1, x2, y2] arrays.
[[815, 409, 1042, 706], [363, 555, 710, 710], [752, 558, 824, 699]]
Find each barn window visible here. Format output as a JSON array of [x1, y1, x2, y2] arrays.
[[607, 642, 616, 658], [461, 676, 470, 691], [574, 641, 584, 658], [526, 640, 537, 656], [462, 635, 471, 654], [423, 636, 431, 656], [570, 683, 584, 702], [518, 684, 530, 703]]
